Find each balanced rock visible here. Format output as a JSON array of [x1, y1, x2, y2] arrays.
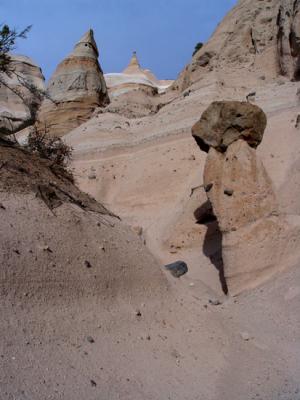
[[38, 29, 109, 136], [0, 55, 45, 136], [193, 101, 300, 295], [192, 101, 267, 153]]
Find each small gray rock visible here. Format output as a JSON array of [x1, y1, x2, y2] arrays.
[[84, 260, 92, 268], [164, 261, 188, 278], [87, 336, 95, 343]]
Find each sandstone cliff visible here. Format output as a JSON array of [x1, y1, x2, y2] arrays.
[[174, 0, 300, 91]]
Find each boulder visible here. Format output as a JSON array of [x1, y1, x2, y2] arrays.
[[192, 101, 267, 153], [0, 55, 45, 136], [38, 29, 109, 136]]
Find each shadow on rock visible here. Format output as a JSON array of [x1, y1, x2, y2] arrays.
[[194, 201, 228, 294]]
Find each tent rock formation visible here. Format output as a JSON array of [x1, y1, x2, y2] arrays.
[[104, 51, 173, 97], [38, 29, 109, 136], [193, 101, 300, 295]]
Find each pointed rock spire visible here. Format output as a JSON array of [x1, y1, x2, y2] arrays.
[[128, 51, 140, 68], [73, 29, 99, 59], [123, 51, 143, 74], [38, 29, 109, 136]]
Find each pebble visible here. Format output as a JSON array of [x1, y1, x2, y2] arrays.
[[87, 336, 95, 343], [84, 260, 92, 268]]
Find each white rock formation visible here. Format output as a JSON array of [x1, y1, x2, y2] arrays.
[[0, 55, 45, 135], [105, 51, 173, 97]]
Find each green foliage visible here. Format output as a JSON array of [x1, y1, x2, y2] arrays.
[[0, 24, 32, 74], [192, 42, 203, 57]]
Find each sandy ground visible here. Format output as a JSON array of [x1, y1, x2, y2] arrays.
[[1, 193, 300, 400]]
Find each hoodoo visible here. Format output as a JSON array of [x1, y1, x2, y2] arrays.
[[193, 101, 300, 295], [38, 29, 109, 136], [122, 51, 142, 75]]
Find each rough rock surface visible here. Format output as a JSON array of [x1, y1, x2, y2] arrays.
[[277, 0, 300, 80], [174, 0, 300, 92], [0, 55, 45, 135], [192, 101, 267, 152], [203, 140, 278, 233], [194, 101, 300, 294], [38, 29, 109, 136]]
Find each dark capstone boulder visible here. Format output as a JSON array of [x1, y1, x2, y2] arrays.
[[192, 101, 267, 153]]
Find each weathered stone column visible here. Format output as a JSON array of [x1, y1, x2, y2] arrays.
[[192, 101, 300, 294]]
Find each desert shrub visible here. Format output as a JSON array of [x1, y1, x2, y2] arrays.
[[192, 42, 203, 56], [0, 24, 31, 74], [27, 125, 73, 167]]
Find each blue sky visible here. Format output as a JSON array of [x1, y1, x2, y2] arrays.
[[1, 0, 237, 81]]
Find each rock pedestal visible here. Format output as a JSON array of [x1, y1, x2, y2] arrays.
[[38, 29, 109, 136], [193, 101, 300, 295]]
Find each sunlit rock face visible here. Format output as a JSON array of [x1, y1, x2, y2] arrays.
[[0, 55, 45, 136], [38, 29, 109, 137], [174, 0, 300, 92]]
